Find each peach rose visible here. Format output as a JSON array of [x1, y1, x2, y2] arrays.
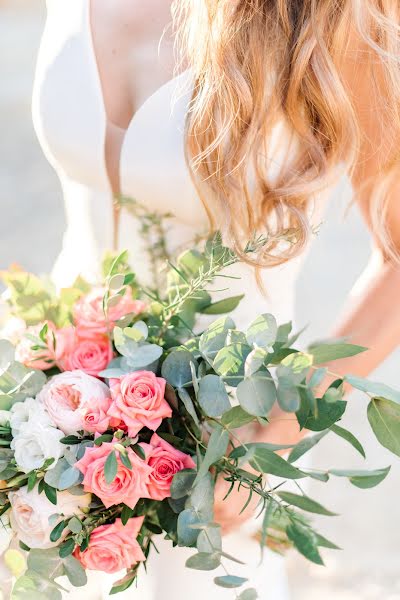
[[73, 287, 146, 337], [108, 371, 172, 437], [15, 321, 61, 371], [141, 434, 196, 501], [82, 396, 113, 434], [37, 370, 110, 434], [57, 327, 113, 378], [74, 517, 145, 573], [75, 442, 152, 509]]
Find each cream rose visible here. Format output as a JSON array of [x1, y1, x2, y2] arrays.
[[37, 370, 110, 434], [9, 486, 91, 549]]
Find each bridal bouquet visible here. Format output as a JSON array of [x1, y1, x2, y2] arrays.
[[0, 235, 399, 599]]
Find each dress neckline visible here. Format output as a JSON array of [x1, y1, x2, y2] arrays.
[[85, 0, 189, 204]]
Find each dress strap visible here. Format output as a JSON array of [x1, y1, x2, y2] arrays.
[[112, 197, 121, 251]]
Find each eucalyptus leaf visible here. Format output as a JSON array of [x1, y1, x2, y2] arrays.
[[198, 375, 231, 417], [177, 388, 200, 428], [345, 375, 400, 403], [220, 406, 254, 429], [238, 590, 258, 600], [194, 426, 229, 483], [248, 447, 307, 479], [330, 424, 366, 458], [171, 469, 197, 500], [303, 399, 347, 432], [197, 524, 222, 553], [277, 492, 337, 516], [162, 349, 195, 388], [330, 466, 391, 488], [276, 374, 300, 413], [367, 398, 400, 457], [214, 575, 248, 588], [185, 552, 221, 571], [199, 317, 235, 360], [201, 295, 244, 315], [288, 430, 329, 463], [308, 342, 367, 364], [213, 343, 251, 386], [246, 314, 277, 348], [286, 522, 324, 565], [237, 373, 276, 417]]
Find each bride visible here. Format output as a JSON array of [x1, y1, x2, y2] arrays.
[[32, 1, 400, 598]]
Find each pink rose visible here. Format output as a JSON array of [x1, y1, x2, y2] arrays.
[[15, 321, 59, 371], [73, 287, 146, 337], [37, 370, 110, 434], [74, 517, 145, 573], [108, 371, 172, 437], [58, 327, 113, 378], [75, 442, 152, 509], [82, 396, 113, 434], [141, 434, 195, 501]]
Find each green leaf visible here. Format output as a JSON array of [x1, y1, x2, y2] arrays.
[[260, 498, 275, 557], [201, 295, 244, 315], [59, 538, 75, 558], [185, 552, 221, 571], [195, 426, 229, 483], [171, 469, 197, 499], [214, 575, 248, 589], [367, 397, 400, 457], [345, 375, 400, 403], [330, 466, 391, 488], [109, 570, 137, 595], [104, 450, 118, 485], [237, 373, 276, 417], [238, 590, 258, 600], [246, 314, 277, 348], [50, 520, 66, 543], [330, 424, 366, 458], [197, 524, 222, 553], [119, 452, 132, 470], [288, 430, 329, 463], [277, 492, 337, 516], [276, 374, 300, 413], [199, 317, 235, 360], [286, 522, 324, 565], [280, 352, 313, 384], [58, 467, 82, 490], [121, 505, 134, 526], [177, 388, 200, 428], [27, 471, 37, 492], [68, 517, 82, 534], [177, 508, 202, 547], [59, 435, 81, 445], [162, 349, 195, 388], [315, 532, 341, 550], [221, 406, 254, 429], [213, 343, 251, 386], [44, 484, 57, 506], [248, 447, 307, 479], [308, 367, 328, 389], [304, 399, 347, 431], [198, 375, 231, 417], [308, 342, 367, 364], [63, 555, 87, 587]]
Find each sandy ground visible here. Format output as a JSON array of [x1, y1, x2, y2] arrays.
[[1, 1, 400, 599]]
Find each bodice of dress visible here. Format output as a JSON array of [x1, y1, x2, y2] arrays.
[[32, 0, 325, 330]]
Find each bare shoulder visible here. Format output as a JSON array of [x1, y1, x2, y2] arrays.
[[91, 0, 170, 39]]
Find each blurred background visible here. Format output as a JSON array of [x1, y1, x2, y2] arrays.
[[1, 1, 399, 599]]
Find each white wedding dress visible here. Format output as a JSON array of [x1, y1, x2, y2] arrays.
[[32, 2, 326, 599]]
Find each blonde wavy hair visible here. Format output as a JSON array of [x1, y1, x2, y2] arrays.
[[172, 0, 400, 266]]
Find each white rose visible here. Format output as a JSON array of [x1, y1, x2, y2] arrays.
[[0, 410, 10, 427], [37, 370, 110, 434], [9, 486, 91, 549], [11, 419, 64, 473], [9, 397, 51, 436]]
